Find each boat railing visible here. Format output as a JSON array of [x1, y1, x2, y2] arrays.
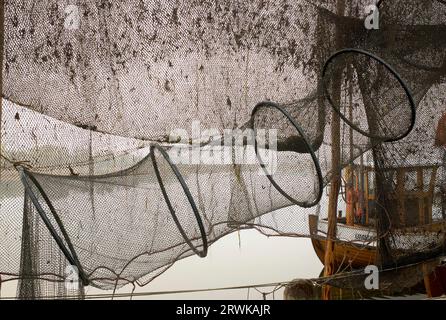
[[345, 164, 441, 228]]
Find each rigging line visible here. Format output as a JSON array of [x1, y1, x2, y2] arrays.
[[0, 253, 428, 287], [23, 146, 151, 171], [0, 281, 293, 300], [3, 255, 444, 300], [253, 285, 283, 297], [0, 153, 32, 169]]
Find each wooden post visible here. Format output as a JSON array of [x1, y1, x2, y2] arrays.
[[423, 263, 433, 298], [345, 63, 355, 227], [396, 168, 406, 227], [427, 167, 438, 224], [322, 0, 345, 300], [417, 168, 424, 225], [345, 166, 355, 226]]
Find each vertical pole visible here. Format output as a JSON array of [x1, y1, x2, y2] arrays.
[[346, 64, 355, 226], [322, 0, 345, 300], [360, 154, 367, 224], [422, 263, 433, 298]]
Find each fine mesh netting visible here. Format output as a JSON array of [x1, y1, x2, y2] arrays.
[[1, 0, 446, 299]]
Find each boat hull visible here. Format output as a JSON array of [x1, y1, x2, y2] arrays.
[[309, 214, 376, 268], [308, 214, 446, 296]]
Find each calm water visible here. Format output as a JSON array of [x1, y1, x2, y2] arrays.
[[1, 229, 323, 299]]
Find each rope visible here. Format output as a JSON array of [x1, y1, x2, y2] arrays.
[[0, 153, 33, 169], [3, 256, 443, 300], [0, 280, 292, 300]]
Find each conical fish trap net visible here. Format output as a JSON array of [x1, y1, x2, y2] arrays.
[[0, 0, 445, 298]]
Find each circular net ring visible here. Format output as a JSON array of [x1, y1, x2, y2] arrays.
[[150, 144, 208, 258], [18, 167, 90, 286], [322, 48, 416, 143], [251, 101, 323, 208]]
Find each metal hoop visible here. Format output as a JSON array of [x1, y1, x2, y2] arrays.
[[322, 48, 416, 143], [251, 101, 324, 208], [19, 168, 89, 286], [150, 144, 208, 258]]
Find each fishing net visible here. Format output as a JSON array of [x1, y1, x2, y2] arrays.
[[1, 0, 445, 299]]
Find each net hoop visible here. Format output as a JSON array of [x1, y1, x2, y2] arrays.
[[322, 48, 416, 143], [150, 144, 208, 258], [251, 101, 323, 208], [18, 168, 89, 286]]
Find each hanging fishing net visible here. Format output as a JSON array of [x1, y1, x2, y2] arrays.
[[1, 0, 445, 299]]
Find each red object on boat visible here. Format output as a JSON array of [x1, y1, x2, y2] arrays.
[[428, 264, 446, 297]]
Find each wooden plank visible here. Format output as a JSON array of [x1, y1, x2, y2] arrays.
[[428, 167, 438, 224], [417, 169, 424, 224], [428, 167, 438, 193], [345, 166, 355, 226], [396, 168, 406, 226], [423, 263, 433, 298], [313, 238, 376, 269]]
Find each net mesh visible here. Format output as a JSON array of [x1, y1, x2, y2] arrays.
[[1, 0, 445, 298]]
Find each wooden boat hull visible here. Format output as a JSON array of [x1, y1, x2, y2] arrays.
[[309, 214, 446, 267], [309, 214, 446, 296], [310, 234, 376, 269], [309, 214, 376, 268]]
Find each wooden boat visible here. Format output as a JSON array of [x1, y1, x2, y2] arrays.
[[309, 164, 446, 296]]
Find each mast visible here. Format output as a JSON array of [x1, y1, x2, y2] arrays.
[[346, 64, 355, 226], [322, 0, 346, 300]]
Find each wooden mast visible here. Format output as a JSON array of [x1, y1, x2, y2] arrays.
[[322, 0, 346, 300], [345, 64, 355, 226]]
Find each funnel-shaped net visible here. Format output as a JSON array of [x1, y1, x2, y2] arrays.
[[1, 0, 445, 298]]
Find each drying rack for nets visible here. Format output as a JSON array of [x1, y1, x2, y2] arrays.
[[0, 0, 445, 299]]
